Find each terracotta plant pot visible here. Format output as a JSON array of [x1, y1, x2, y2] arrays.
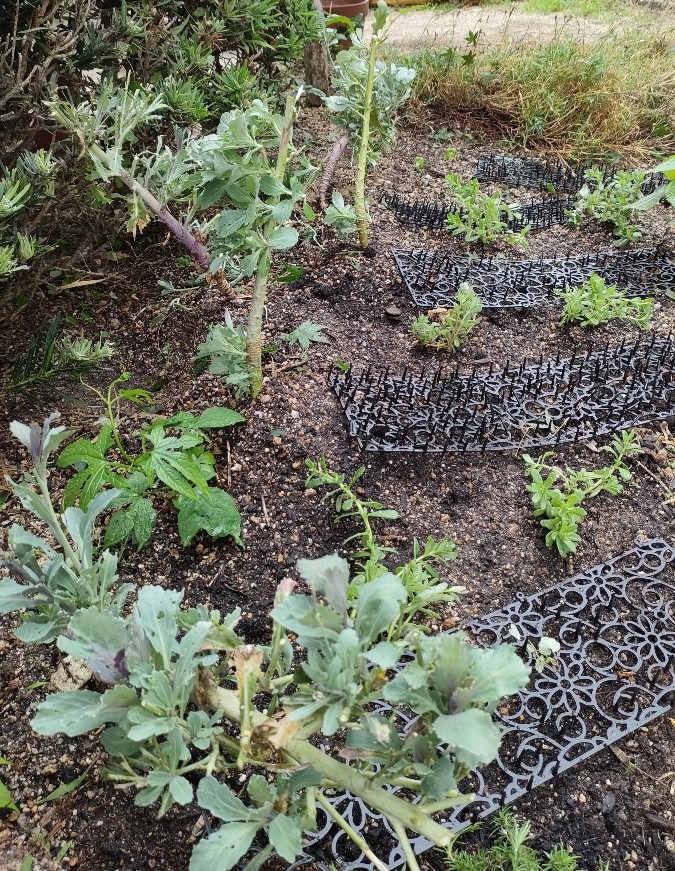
[[321, 0, 369, 19]]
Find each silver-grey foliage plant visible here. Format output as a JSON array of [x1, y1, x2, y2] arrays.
[[1, 415, 531, 871]]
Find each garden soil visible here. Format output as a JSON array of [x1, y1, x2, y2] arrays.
[[1, 108, 675, 871]]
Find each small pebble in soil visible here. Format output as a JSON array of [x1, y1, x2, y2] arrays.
[[385, 305, 402, 323]]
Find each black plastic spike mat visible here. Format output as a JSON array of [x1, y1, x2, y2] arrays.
[[329, 334, 675, 452], [303, 538, 675, 870], [392, 247, 675, 309], [474, 155, 667, 196], [381, 191, 574, 233]]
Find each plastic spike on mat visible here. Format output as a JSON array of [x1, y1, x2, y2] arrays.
[[381, 191, 575, 233], [392, 246, 675, 309], [301, 538, 675, 870], [329, 335, 675, 452], [473, 154, 667, 196]]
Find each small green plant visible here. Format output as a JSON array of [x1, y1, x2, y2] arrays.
[[304, 458, 462, 633], [1, 316, 114, 398], [0, 413, 134, 644], [324, 190, 358, 238], [279, 320, 328, 352], [412, 284, 482, 351], [195, 312, 253, 399], [0, 758, 18, 812], [508, 627, 561, 675], [448, 808, 600, 870], [524, 431, 641, 557], [555, 274, 653, 329], [324, 2, 416, 247], [444, 147, 457, 160], [56, 376, 244, 551], [567, 168, 645, 245], [446, 175, 528, 246], [414, 155, 428, 171]]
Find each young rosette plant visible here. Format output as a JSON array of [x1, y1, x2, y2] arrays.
[[567, 167, 646, 245], [555, 273, 653, 329], [323, 2, 416, 247], [27, 550, 530, 871], [0, 413, 133, 644]]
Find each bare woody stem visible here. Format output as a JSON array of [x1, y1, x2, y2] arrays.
[[88, 142, 212, 270], [319, 131, 351, 207], [196, 671, 456, 850]]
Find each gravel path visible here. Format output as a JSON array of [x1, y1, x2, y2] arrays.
[[364, 3, 675, 49]]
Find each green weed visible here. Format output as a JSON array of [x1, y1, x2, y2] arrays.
[[412, 284, 483, 351], [556, 274, 653, 329]]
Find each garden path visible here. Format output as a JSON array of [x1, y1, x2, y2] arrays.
[[364, 2, 675, 48]]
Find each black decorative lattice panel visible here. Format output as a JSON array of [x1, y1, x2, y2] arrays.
[[392, 247, 675, 309], [329, 334, 675, 452], [305, 539, 675, 870], [474, 155, 666, 196], [381, 191, 574, 233]]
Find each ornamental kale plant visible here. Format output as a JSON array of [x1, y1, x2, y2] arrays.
[[323, 2, 416, 247], [26, 556, 529, 871], [412, 284, 483, 351], [54, 376, 244, 550], [567, 167, 645, 245], [445, 175, 529, 247], [555, 273, 653, 329], [523, 431, 641, 557], [2, 418, 531, 870]]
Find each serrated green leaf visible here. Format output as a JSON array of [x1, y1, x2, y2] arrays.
[[176, 487, 242, 546], [193, 408, 246, 429], [279, 320, 328, 352]]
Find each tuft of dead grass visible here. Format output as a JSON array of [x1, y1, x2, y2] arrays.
[[399, 28, 675, 161]]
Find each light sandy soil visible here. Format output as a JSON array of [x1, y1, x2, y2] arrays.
[[364, 2, 675, 48]]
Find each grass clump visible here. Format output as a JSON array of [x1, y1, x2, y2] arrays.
[[449, 809, 609, 870], [405, 30, 675, 161], [412, 283, 482, 351], [556, 274, 654, 329]]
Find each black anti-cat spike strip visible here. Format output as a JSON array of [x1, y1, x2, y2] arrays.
[[473, 155, 667, 196], [381, 191, 575, 233], [392, 247, 675, 310], [329, 336, 675, 452], [300, 542, 675, 870]]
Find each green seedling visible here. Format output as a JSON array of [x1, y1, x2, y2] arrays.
[[412, 284, 482, 351], [556, 273, 653, 329], [524, 431, 641, 556], [446, 174, 529, 246]]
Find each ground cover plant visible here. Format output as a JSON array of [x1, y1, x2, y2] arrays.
[[523, 431, 641, 556], [566, 169, 646, 246], [445, 176, 529, 247], [412, 284, 483, 351], [2, 2, 675, 869], [555, 274, 654, 329]]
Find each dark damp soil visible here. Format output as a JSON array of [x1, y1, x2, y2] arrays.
[[1, 106, 675, 871]]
